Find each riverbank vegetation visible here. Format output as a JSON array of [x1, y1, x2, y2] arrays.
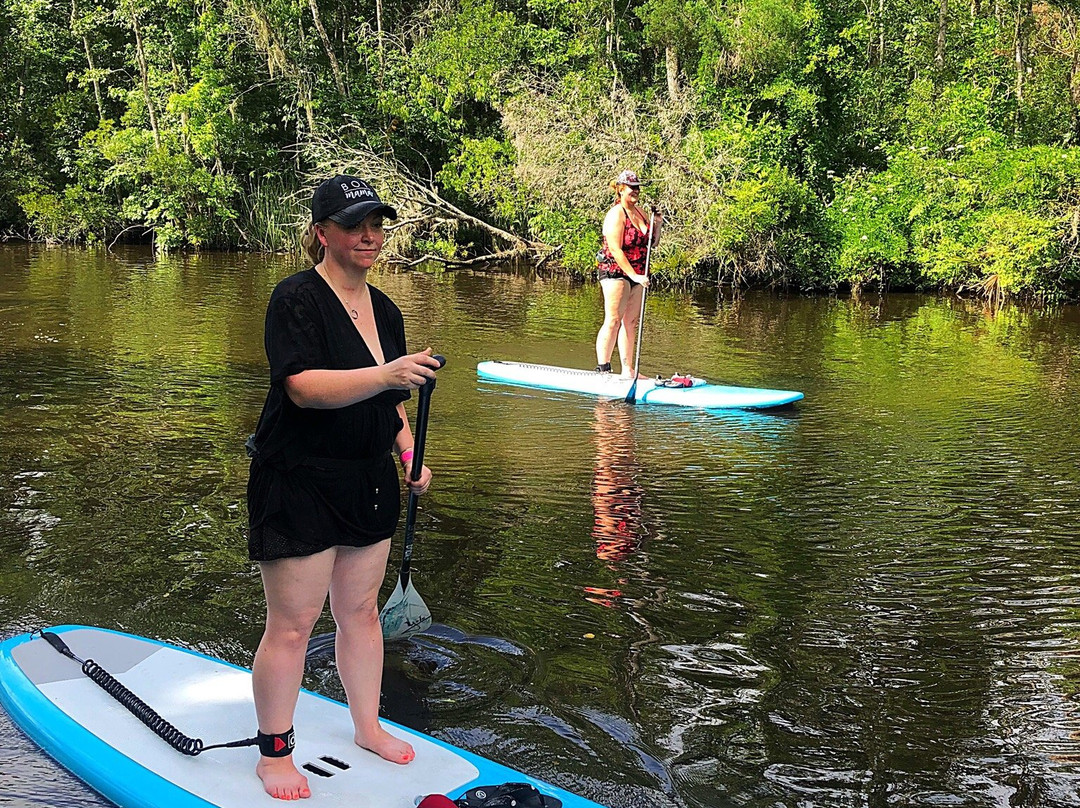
[[2, 0, 1078, 300]]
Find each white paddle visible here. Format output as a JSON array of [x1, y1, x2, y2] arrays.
[[625, 212, 656, 404]]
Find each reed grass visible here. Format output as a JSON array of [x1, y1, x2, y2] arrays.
[[239, 175, 305, 254]]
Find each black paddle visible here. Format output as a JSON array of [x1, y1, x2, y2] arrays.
[[377, 353, 445, 639], [306, 355, 445, 659], [625, 212, 656, 404]]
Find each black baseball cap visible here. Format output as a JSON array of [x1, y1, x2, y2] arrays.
[[311, 175, 398, 226]]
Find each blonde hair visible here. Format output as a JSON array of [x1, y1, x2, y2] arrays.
[[610, 181, 633, 205], [301, 222, 325, 265]]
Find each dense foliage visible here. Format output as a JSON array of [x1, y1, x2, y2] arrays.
[[2, 0, 1078, 299]]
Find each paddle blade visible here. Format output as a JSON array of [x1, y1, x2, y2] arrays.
[[379, 578, 432, 639]]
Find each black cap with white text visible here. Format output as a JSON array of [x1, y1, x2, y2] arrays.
[[311, 175, 398, 226]]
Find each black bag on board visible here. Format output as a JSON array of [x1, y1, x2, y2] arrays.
[[454, 782, 563, 808]]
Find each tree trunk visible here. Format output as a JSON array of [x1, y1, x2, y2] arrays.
[[608, 0, 621, 97], [1070, 29, 1080, 143], [376, 0, 385, 85], [865, 0, 885, 66], [308, 0, 346, 96], [71, 0, 104, 122], [878, 0, 885, 63], [665, 45, 680, 104], [1014, 0, 1031, 104], [863, 0, 875, 64], [129, 9, 161, 149], [935, 0, 948, 69], [170, 54, 191, 156]]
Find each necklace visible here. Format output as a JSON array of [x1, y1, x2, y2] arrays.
[[319, 267, 363, 320]]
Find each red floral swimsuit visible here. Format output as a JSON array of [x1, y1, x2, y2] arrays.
[[597, 211, 652, 281]]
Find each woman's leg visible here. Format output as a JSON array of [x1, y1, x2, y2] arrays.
[[253, 548, 337, 800], [617, 282, 646, 378], [329, 541, 415, 764], [596, 278, 631, 368]]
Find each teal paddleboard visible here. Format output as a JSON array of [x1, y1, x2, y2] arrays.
[[0, 625, 605, 808], [477, 361, 803, 409]]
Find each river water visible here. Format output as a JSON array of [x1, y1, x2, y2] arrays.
[[2, 244, 1080, 808]]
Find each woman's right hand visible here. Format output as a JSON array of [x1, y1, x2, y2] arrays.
[[382, 349, 441, 390]]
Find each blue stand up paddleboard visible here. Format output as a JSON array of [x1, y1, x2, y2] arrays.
[[477, 361, 803, 410], [0, 626, 606, 808]]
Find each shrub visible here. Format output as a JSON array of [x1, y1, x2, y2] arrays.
[[830, 144, 1080, 299], [18, 184, 114, 243]]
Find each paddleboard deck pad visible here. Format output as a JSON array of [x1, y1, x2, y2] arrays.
[[0, 625, 606, 808], [477, 361, 803, 410]]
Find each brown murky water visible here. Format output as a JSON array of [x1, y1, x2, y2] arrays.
[[3, 244, 1080, 807]]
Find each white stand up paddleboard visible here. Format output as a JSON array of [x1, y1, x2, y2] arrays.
[[0, 626, 605, 808], [477, 361, 803, 410]]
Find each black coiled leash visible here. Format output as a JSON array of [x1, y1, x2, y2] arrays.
[[39, 630, 258, 756]]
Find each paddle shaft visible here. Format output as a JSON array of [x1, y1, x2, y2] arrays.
[[397, 356, 442, 589], [625, 212, 656, 404]]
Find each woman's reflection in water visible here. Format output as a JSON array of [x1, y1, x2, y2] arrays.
[[587, 400, 646, 607]]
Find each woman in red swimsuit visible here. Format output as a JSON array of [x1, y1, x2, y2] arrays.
[[594, 170, 662, 378]]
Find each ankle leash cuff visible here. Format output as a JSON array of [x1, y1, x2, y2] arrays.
[[257, 727, 295, 758]]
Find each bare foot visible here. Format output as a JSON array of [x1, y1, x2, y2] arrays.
[[256, 756, 311, 800], [355, 725, 415, 764]]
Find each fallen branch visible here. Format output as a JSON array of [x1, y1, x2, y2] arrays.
[[535, 244, 564, 270], [108, 224, 151, 251], [386, 246, 525, 268], [301, 131, 553, 263]]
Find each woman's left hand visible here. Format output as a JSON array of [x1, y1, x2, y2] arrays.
[[403, 461, 432, 494]]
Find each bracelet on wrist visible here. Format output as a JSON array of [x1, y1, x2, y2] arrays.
[[399, 448, 414, 465]]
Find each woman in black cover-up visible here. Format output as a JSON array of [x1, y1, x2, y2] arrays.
[[246, 175, 442, 801]]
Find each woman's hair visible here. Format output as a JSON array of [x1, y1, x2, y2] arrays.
[[610, 181, 625, 204], [301, 222, 325, 265]]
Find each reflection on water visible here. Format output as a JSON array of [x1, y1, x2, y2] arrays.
[[591, 401, 645, 578], [3, 245, 1080, 807]]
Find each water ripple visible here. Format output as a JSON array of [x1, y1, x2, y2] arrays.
[[4, 254, 1080, 808]]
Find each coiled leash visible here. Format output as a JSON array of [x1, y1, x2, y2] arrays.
[[37, 630, 276, 757]]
